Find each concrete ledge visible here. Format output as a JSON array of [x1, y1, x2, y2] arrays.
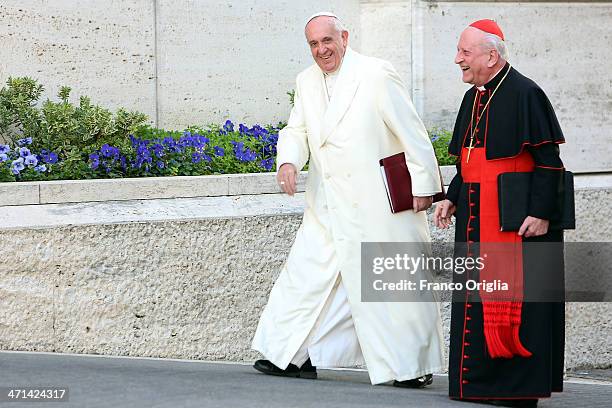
[[0, 172, 309, 207], [227, 172, 307, 196], [2, 168, 611, 207], [39, 175, 231, 204], [0, 182, 39, 206], [0, 166, 455, 206]]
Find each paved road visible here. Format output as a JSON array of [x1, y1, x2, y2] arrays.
[[1, 352, 610, 407]]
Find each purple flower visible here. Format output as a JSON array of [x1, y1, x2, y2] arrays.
[[0, 153, 8, 162], [251, 124, 268, 139], [192, 152, 201, 163], [223, 120, 234, 133], [152, 143, 164, 158], [89, 153, 100, 170], [214, 146, 225, 156], [41, 151, 59, 164], [157, 161, 165, 169], [129, 134, 140, 147], [17, 137, 33, 146], [24, 154, 38, 166], [0, 144, 10, 154], [232, 141, 257, 162], [260, 158, 274, 171], [100, 144, 120, 160], [11, 157, 25, 175], [239, 124, 250, 135], [162, 137, 181, 153], [18, 147, 31, 158], [34, 164, 47, 173]]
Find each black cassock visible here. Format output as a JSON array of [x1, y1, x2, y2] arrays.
[[446, 63, 566, 400]]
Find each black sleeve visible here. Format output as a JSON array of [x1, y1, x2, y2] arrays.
[[445, 161, 463, 206], [527, 143, 564, 220]]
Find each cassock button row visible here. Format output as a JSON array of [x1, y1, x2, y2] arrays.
[[465, 329, 471, 334], [466, 316, 472, 321], [467, 303, 473, 308], [464, 342, 471, 346], [463, 367, 469, 372], [464, 355, 470, 359], [463, 380, 469, 384]]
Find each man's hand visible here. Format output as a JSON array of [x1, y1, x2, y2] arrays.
[[518, 216, 549, 238], [413, 196, 434, 213], [433, 199, 456, 229], [277, 163, 298, 196]]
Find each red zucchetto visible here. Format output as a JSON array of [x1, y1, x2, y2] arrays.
[[469, 19, 505, 41]]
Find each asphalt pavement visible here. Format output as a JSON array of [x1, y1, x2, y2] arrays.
[[1, 351, 610, 407]]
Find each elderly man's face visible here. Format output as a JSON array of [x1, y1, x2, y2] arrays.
[[305, 17, 348, 73], [455, 27, 495, 86]]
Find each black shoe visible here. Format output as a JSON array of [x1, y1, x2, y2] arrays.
[[393, 374, 433, 388], [480, 400, 538, 407], [451, 398, 538, 407], [253, 358, 317, 379]]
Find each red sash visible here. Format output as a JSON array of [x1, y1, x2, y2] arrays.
[[461, 147, 534, 359]]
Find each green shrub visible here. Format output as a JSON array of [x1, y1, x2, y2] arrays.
[[0, 77, 148, 156]]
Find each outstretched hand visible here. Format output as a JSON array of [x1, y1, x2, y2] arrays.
[[433, 199, 456, 229]]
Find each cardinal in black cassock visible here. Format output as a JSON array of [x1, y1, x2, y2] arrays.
[[434, 20, 566, 408]]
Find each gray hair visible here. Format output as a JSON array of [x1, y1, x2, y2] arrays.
[[482, 33, 509, 60]]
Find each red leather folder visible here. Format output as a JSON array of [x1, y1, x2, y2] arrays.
[[379, 152, 446, 213]]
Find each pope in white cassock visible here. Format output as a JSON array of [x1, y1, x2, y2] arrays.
[[251, 12, 445, 387]]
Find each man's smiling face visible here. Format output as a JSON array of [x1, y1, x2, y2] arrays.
[[455, 27, 493, 86], [305, 16, 348, 74]]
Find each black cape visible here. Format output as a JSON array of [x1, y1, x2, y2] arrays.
[[449, 63, 565, 160]]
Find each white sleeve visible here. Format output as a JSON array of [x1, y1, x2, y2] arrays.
[[276, 79, 310, 171], [377, 62, 442, 196]]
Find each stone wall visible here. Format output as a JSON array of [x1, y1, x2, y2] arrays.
[[1, 174, 610, 371]]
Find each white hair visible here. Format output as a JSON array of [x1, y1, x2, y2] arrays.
[[482, 33, 509, 60]]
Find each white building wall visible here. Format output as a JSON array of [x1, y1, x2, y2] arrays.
[[1, 1, 610, 172]]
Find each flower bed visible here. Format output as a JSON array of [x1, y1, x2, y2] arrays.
[[0, 77, 454, 183]]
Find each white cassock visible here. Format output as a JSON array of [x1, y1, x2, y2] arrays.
[[252, 48, 445, 385]]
